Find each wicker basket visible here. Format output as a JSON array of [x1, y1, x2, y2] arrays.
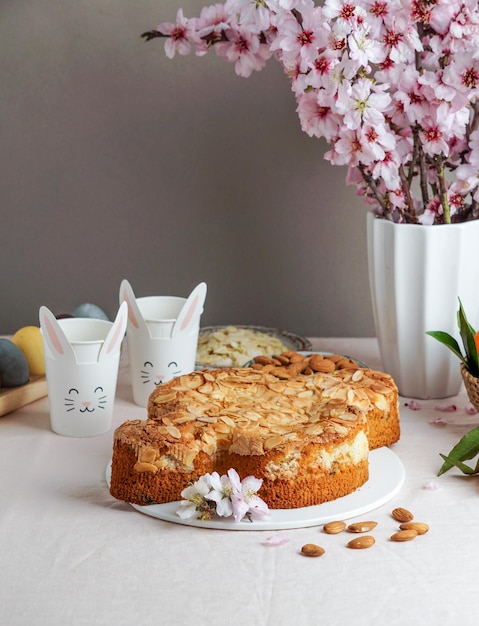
[[461, 364, 479, 412]]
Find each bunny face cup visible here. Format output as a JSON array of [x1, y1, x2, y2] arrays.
[[39, 302, 128, 437], [120, 280, 207, 407]]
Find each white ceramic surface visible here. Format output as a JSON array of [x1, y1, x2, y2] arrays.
[[367, 213, 479, 399], [106, 447, 405, 531]]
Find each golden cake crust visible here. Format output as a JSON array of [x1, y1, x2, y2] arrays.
[[110, 366, 399, 509]]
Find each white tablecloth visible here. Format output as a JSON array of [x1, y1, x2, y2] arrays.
[[1, 338, 478, 626]]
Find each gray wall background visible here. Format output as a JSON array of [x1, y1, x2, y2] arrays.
[[1, 0, 374, 337]]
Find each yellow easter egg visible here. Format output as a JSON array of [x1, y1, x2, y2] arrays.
[[11, 326, 45, 376]]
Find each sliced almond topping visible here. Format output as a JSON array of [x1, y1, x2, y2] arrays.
[[166, 425, 182, 439], [153, 391, 177, 404], [133, 462, 158, 474], [139, 447, 157, 463]]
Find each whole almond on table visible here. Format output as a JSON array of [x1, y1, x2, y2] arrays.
[[301, 543, 325, 557], [392, 507, 414, 522], [347, 535, 375, 549], [399, 522, 429, 535], [323, 520, 346, 534], [390, 529, 418, 542], [347, 521, 378, 533]]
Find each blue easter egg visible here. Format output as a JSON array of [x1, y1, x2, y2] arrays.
[[72, 303, 110, 321], [0, 338, 30, 388]]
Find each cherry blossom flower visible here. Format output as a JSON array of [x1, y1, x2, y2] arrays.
[[196, 4, 231, 40], [227, 468, 270, 522], [157, 9, 201, 59], [273, 2, 329, 66], [296, 90, 340, 142], [215, 28, 272, 77], [336, 79, 391, 130], [206, 471, 234, 517], [176, 473, 217, 520]]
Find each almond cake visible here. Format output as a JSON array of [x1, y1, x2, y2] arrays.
[[109, 365, 399, 509]]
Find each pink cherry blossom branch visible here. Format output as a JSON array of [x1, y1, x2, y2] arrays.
[[358, 163, 392, 219], [143, 1, 479, 225]]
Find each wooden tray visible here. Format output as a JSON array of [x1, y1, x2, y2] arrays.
[[0, 375, 48, 417]]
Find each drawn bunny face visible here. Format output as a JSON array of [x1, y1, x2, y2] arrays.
[[39, 302, 127, 437], [140, 359, 182, 387], [119, 280, 207, 407], [64, 384, 108, 414]]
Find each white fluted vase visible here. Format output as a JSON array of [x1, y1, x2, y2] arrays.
[[367, 212, 479, 399]]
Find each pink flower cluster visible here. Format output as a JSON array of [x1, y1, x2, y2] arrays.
[[145, 0, 479, 224]]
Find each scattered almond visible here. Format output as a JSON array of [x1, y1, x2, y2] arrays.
[[390, 529, 418, 542], [301, 543, 325, 557], [399, 522, 429, 535], [323, 520, 347, 534], [347, 535, 375, 549], [392, 507, 414, 522], [347, 521, 378, 533]]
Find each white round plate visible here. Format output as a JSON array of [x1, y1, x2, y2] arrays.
[[106, 447, 404, 531]]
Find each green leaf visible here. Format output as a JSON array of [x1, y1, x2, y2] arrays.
[[457, 299, 479, 376], [438, 425, 479, 475], [425, 330, 466, 365], [438, 454, 479, 475]]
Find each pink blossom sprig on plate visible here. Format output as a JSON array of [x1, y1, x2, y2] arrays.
[[143, 0, 479, 225], [176, 468, 271, 522]]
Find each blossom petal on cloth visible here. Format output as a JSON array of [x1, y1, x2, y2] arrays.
[[262, 534, 290, 546], [434, 404, 457, 412], [423, 479, 441, 491], [429, 417, 448, 427], [406, 400, 422, 410]]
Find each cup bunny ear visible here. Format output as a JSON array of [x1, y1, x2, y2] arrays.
[[39, 305, 76, 362], [100, 301, 128, 360], [172, 282, 207, 337], [119, 279, 147, 333]]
